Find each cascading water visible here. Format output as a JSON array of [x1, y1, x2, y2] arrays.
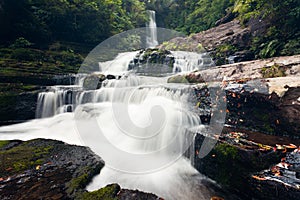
[[172, 51, 214, 72], [146, 10, 158, 48], [0, 13, 228, 200], [0, 52, 224, 199]]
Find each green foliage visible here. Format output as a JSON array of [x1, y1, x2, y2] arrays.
[[214, 43, 237, 65], [146, 0, 233, 34], [0, 0, 147, 45], [233, 0, 300, 58], [10, 48, 44, 61], [0, 141, 9, 149], [259, 40, 280, 58], [281, 38, 300, 55], [10, 37, 33, 48]]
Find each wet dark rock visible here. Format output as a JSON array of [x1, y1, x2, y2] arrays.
[[0, 139, 162, 200], [0, 139, 104, 199], [0, 90, 40, 126], [225, 85, 300, 138], [80, 183, 160, 200], [106, 74, 116, 80], [193, 128, 300, 199], [129, 48, 175, 74], [190, 85, 212, 124], [250, 148, 300, 200], [227, 51, 255, 64]]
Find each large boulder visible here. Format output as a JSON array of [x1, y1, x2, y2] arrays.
[[82, 73, 106, 90]]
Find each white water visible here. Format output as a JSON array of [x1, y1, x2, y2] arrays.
[[0, 15, 223, 200], [146, 10, 158, 48], [172, 51, 214, 72], [0, 73, 219, 199], [99, 51, 139, 74]]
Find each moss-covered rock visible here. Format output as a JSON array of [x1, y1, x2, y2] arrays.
[[167, 73, 205, 84], [194, 133, 285, 199], [79, 184, 120, 200], [261, 63, 286, 78], [0, 139, 160, 200], [129, 48, 175, 73], [0, 139, 104, 199]]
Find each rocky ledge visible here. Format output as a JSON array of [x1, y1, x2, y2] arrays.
[[194, 127, 300, 200], [175, 54, 300, 199], [0, 139, 159, 200], [169, 54, 300, 137]]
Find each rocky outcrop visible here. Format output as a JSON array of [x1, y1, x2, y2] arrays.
[[81, 183, 159, 200], [193, 54, 300, 83], [250, 148, 300, 200], [129, 48, 175, 74], [159, 20, 252, 65], [0, 139, 104, 199], [174, 54, 300, 199], [167, 55, 300, 137], [193, 128, 300, 199], [225, 84, 300, 138], [82, 73, 117, 90], [0, 139, 160, 200]]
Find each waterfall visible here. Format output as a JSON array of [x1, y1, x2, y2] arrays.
[[99, 51, 138, 73], [172, 51, 215, 72], [146, 10, 158, 48], [0, 30, 224, 199]]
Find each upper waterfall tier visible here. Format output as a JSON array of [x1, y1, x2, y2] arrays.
[[146, 10, 158, 48]]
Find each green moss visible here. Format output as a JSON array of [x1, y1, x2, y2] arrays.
[[252, 110, 275, 134], [78, 184, 119, 200], [67, 164, 103, 197], [261, 64, 286, 78], [214, 143, 239, 160], [0, 141, 10, 149], [167, 75, 189, 83], [0, 142, 53, 177], [213, 43, 238, 65], [201, 143, 241, 186]]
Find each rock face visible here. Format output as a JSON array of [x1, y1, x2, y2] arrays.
[[226, 85, 300, 138], [251, 148, 300, 200], [191, 20, 251, 52], [0, 91, 40, 126], [193, 128, 300, 200], [167, 55, 300, 137]]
